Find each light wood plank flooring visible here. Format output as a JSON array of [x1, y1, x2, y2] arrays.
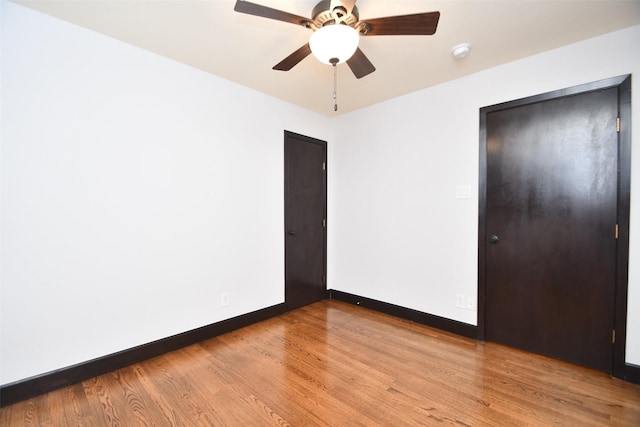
[[2, 300, 639, 426]]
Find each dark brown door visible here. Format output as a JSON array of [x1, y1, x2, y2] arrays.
[[482, 87, 619, 371], [284, 131, 327, 310]]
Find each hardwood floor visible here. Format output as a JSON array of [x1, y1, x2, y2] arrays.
[[2, 300, 639, 426]]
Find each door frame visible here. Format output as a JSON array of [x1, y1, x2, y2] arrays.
[[477, 75, 631, 378], [284, 130, 328, 309]]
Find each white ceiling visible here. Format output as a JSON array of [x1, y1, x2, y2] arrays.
[[13, 0, 640, 116]]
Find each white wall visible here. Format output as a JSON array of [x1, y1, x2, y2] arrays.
[[0, 1, 333, 385], [329, 25, 640, 365]]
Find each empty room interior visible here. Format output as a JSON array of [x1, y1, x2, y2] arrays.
[[2, 0, 640, 425]]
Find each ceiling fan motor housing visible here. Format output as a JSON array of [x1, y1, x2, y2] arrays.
[[312, 0, 359, 27]]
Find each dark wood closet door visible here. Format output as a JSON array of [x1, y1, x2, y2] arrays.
[[484, 87, 619, 371], [284, 131, 327, 310]]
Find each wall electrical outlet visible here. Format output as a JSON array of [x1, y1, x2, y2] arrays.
[[456, 294, 466, 308], [221, 292, 230, 307], [466, 297, 476, 310], [455, 185, 472, 199]]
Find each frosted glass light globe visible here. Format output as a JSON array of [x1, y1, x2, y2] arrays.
[[309, 25, 359, 65]]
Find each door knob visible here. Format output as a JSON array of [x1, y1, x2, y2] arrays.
[[288, 230, 296, 236], [489, 235, 499, 244]]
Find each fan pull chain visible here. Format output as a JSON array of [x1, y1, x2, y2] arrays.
[[330, 58, 338, 112]]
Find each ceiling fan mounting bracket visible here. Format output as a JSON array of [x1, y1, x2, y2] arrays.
[[356, 22, 371, 35]]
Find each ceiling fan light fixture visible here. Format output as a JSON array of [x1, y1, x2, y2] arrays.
[[309, 24, 359, 65]]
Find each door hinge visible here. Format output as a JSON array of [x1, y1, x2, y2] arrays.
[[322, 162, 326, 171], [322, 218, 326, 228], [615, 223, 619, 239], [616, 117, 620, 133], [612, 329, 616, 344]]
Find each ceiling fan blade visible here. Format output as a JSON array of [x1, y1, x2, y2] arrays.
[[359, 12, 440, 36], [273, 43, 312, 71], [347, 48, 376, 79], [234, 1, 310, 26]]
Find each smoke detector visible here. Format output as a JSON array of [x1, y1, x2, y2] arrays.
[[452, 43, 471, 59]]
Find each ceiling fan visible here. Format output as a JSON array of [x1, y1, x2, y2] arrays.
[[234, 0, 441, 79]]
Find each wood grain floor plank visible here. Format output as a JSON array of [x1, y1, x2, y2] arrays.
[[2, 300, 639, 426], [133, 353, 224, 425], [202, 334, 351, 426]]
